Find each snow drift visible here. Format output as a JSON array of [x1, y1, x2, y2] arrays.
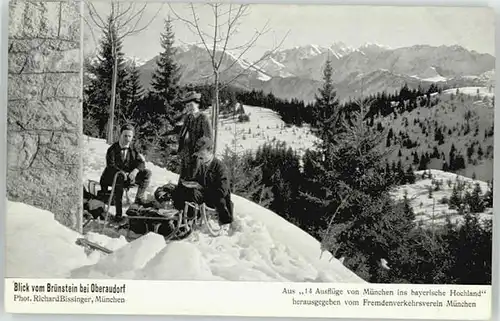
[[5, 136, 365, 283], [5, 202, 91, 278]]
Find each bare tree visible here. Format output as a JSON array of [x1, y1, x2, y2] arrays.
[[169, 3, 289, 153], [84, 1, 163, 144]]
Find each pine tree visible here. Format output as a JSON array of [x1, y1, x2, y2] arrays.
[[220, 146, 271, 207], [405, 165, 416, 184], [469, 183, 485, 213], [84, 16, 129, 139], [449, 184, 461, 210], [83, 56, 101, 137], [484, 180, 493, 208], [297, 149, 331, 233], [135, 17, 185, 171], [151, 17, 182, 108], [413, 152, 420, 166], [298, 58, 346, 236], [434, 127, 444, 145], [253, 142, 302, 220], [477, 146, 484, 160], [318, 99, 409, 281], [448, 212, 492, 284], [120, 61, 144, 126], [449, 144, 457, 170], [402, 190, 415, 221], [312, 58, 343, 143], [432, 146, 440, 159], [418, 152, 428, 170], [396, 160, 405, 184]]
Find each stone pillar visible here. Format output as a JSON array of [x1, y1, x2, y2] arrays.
[[7, 0, 83, 232]]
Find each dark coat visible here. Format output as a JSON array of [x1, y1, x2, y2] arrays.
[[100, 142, 146, 187], [178, 113, 213, 180], [195, 157, 233, 224], [178, 113, 212, 155]]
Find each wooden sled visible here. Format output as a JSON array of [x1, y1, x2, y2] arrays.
[[83, 174, 225, 245], [83, 171, 132, 232], [124, 201, 224, 242], [77, 201, 225, 255]]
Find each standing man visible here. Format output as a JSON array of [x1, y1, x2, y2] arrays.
[[100, 124, 152, 223], [177, 91, 213, 183]]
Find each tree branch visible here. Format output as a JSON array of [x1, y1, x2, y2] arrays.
[[220, 29, 290, 89], [211, 3, 219, 70], [84, 2, 106, 31], [118, 3, 163, 40], [215, 4, 246, 70], [320, 194, 351, 258], [219, 20, 272, 74], [114, 2, 134, 21], [82, 14, 100, 50], [168, 3, 214, 62], [117, 3, 146, 29]]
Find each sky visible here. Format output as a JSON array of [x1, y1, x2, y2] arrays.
[[83, 2, 495, 63]]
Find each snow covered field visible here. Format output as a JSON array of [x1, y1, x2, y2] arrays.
[[391, 169, 493, 227], [206, 105, 319, 157], [5, 136, 364, 283], [442, 86, 495, 99]]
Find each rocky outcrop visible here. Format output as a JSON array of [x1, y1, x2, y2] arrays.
[[7, 0, 82, 231]]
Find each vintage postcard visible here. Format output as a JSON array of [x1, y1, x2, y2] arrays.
[[4, 0, 495, 319]]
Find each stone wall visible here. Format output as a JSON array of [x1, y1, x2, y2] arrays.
[[7, 0, 82, 232]]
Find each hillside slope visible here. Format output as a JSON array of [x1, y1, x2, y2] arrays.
[[391, 169, 493, 227], [27, 135, 361, 282], [6, 135, 364, 283], [205, 105, 319, 157], [378, 86, 494, 181]]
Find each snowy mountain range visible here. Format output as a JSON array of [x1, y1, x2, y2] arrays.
[[257, 43, 494, 82], [97, 42, 495, 103]]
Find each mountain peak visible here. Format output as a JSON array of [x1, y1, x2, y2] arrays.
[[124, 56, 148, 67], [290, 44, 329, 57], [177, 43, 206, 53], [359, 42, 392, 50], [328, 42, 355, 58]]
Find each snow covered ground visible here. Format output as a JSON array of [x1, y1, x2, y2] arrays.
[[206, 105, 319, 157], [5, 202, 90, 278], [429, 86, 494, 100], [390, 169, 493, 227], [442, 86, 495, 99], [5, 136, 364, 283]]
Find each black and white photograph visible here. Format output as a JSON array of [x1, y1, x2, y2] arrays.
[[5, 0, 495, 293]]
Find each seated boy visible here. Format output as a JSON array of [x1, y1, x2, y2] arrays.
[[172, 136, 233, 226]]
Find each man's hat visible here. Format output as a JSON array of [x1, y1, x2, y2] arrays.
[[182, 91, 202, 104], [193, 136, 213, 156]]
